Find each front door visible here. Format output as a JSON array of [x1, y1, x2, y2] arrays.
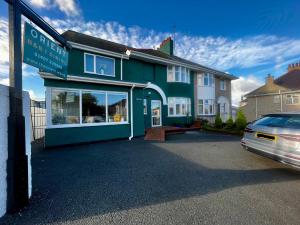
[[151, 100, 161, 127]]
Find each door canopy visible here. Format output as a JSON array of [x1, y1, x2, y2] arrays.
[[145, 82, 168, 105]]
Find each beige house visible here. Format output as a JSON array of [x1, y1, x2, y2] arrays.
[[194, 73, 235, 122], [240, 63, 300, 122]]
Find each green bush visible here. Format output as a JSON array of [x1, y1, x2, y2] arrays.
[[225, 116, 234, 130], [235, 109, 247, 130], [214, 114, 223, 129]]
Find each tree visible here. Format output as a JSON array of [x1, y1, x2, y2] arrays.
[[225, 116, 234, 130], [236, 109, 247, 130], [214, 114, 223, 129]]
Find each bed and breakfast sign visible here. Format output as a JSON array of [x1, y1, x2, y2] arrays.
[[23, 22, 69, 79]]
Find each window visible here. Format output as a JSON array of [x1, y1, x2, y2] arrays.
[[273, 95, 280, 104], [82, 92, 106, 123], [168, 97, 191, 116], [198, 99, 203, 115], [198, 99, 215, 115], [220, 80, 226, 90], [144, 99, 147, 115], [286, 94, 299, 105], [51, 89, 80, 125], [167, 65, 190, 83], [108, 93, 127, 123], [84, 53, 115, 76], [197, 74, 203, 85], [49, 88, 128, 127], [85, 54, 94, 73], [202, 73, 214, 87]]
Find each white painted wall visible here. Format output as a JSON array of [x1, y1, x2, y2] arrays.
[[0, 84, 32, 217], [197, 86, 215, 100]]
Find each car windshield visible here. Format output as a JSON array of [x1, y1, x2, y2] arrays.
[[253, 115, 300, 129]]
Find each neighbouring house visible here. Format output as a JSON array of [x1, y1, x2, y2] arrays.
[[240, 62, 300, 122], [195, 70, 234, 122], [42, 31, 237, 147]]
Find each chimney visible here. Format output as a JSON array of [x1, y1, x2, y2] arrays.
[[158, 37, 174, 55], [288, 62, 300, 72], [266, 74, 274, 85]]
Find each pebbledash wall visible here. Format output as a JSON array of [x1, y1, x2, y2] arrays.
[[0, 84, 32, 217]]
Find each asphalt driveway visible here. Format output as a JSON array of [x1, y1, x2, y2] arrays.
[[1, 131, 300, 225]]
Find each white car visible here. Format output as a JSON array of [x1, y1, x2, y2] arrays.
[[241, 113, 300, 168]]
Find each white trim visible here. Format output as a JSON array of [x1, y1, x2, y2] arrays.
[[145, 82, 168, 105], [69, 41, 129, 59], [129, 85, 135, 140], [84, 52, 115, 77], [151, 100, 162, 127], [120, 57, 123, 80], [40, 72, 146, 88], [47, 87, 129, 129], [168, 97, 192, 117]]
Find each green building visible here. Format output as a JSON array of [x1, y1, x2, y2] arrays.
[[42, 31, 236, 147]]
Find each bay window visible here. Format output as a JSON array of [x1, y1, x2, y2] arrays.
[[84, 53, 115, 77], [49, 88, 128, 127], [167, 65, 190, 83], [168, 97, 191, 116]]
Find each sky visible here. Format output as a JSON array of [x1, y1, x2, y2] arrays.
[[0, 0, 300, 105]]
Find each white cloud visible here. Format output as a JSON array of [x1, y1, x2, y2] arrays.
[[0, 78, 9, 86], [231, 76, 264, 106], [28, 0, 79, 16], [27, 89, 37, 100]]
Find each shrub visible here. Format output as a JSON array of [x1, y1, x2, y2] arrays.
[[235, 109, 247, 130], [214, 114, 223, 129], [225, 116, 234, 130]]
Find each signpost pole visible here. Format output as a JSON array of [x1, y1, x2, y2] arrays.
[[7, 0, 29, 212]]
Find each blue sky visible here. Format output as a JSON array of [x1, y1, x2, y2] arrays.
[[0, 0, 300, 104]]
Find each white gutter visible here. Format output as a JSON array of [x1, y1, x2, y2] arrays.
[[244, 89, 300, 98], [129, 84, 136, 140], [40, 72, 146, 88], [68, 41, 129, 59]]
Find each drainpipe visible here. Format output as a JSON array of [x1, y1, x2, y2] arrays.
[[129, 84, 135, 140], [279, 90, 283, 112], [120, 56, 123, 80]]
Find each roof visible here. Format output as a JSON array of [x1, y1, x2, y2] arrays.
[[62, 30, 237, 80], [245, 69, 300, 97]]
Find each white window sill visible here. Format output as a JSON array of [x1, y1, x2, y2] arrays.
[[168, 115, 192, 117], [47, 122, 129, 129]]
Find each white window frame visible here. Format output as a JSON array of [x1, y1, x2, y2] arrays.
[[201, 73, 215, 87], [198, 99, 215, 116], [84, 52, 115, 77], [144, 99, 147, 115], [47, 87, 128, 128], [167, 97, 191, 117], [151, 100, 162, 127], [286, 94, 299, 105], [220, 80, 226, 91], [167, 65, 190, 84]]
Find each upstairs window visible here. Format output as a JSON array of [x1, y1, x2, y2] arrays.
[[220, 80, 226, 90], [201, 73, 214, 87], [84, 53, 115, 77], [167, 65, 190, 83]]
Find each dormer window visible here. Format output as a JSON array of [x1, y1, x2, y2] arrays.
[[167, 65, 190, 83], [84, 53, 115, 77]]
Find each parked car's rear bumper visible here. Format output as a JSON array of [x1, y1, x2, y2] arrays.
[[241, 138, 300, 168]]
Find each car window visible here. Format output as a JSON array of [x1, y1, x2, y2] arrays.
[[253, 115, 300, 129]]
